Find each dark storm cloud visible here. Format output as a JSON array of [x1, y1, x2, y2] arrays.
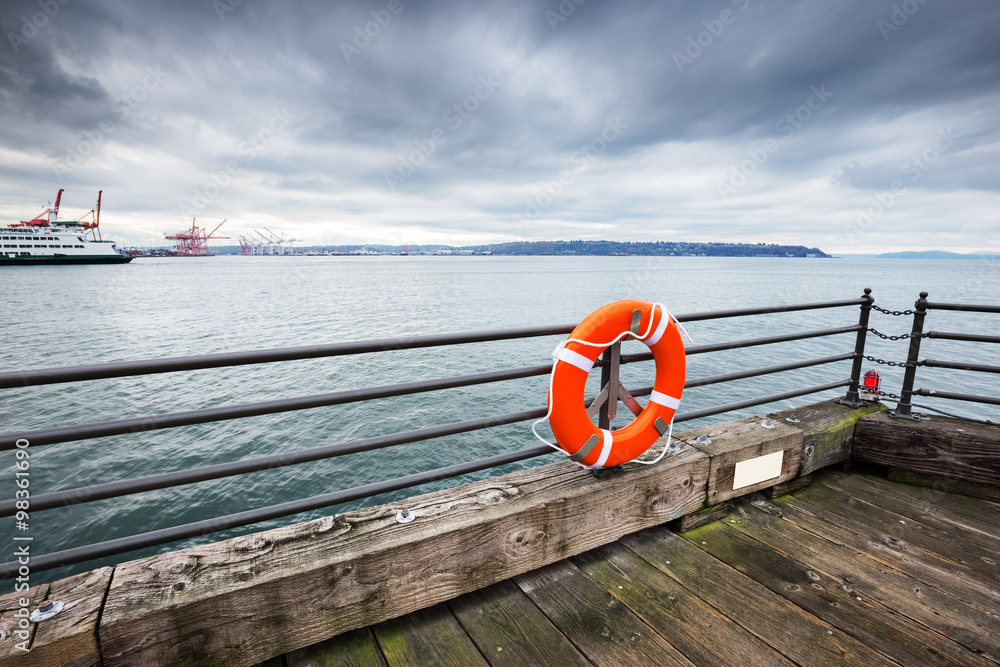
[[0, 0, 997, 251]]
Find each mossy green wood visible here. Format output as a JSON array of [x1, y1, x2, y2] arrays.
[[513, 560, 694, 667], [572, 543, 793, 666], [371, 605, 486, 667], [447, 580, 590, 667], [284, 627, 387, 667]]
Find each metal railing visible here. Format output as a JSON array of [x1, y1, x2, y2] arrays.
[[0, 289, 895, 579], [891, 292, 1000, 418]]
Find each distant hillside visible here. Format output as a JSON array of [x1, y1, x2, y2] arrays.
[[463, 240, 830, 257], [202, 240, 831, 257], [875, 250, 999, 259]]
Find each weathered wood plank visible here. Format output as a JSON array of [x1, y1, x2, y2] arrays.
[[768, 399, 886, 475], [514, 560, 694, 667], [852, 411, 1000, 492], [887, 468, 1000, 503], [679, 417, 802, 503], [572, 543, 794, 666], [668, 501, 729, 532], [371, 605, 486, 667], [825, 471, 1000, 555], [731, 496, 1000, 660], [704, 504, 994, 667], [776, 489, 1000, 616], [0, 581, 49, 661], [251, 657, 286, 667], [795, 479, 1000, 589], [0, 567, 111, 667], [447, 579, 589, 667], [620, 525, 891, 667], [766, 473, 812, 498], [284, 627, 386, 667], [99, 446, 709, 667]]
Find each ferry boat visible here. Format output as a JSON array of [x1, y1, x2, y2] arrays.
[[1, 189, 132, 265]]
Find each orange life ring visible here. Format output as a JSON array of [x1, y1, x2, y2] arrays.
[[547, 299, 685, 468]]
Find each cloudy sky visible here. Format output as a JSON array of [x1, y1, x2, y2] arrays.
[[1, 0, 998, 253]]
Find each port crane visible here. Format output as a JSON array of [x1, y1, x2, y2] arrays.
[[16, 189, 107, 240], [16, 188, 63, 227], [165, 219, 230, 256], [75, 190, 105, 240]]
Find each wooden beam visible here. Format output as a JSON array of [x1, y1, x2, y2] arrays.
[[768, 399, 886, 476], [98, 446, 710, 667], [0, 567, 111, 667], [679, 417, 803, 503], [0, 580, 49, 662], [8, 399, 907, 667], [852, 410, 1000, 497], [668, 501, 729, 532]]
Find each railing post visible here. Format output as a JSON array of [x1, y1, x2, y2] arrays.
[[891, 291, 929, 419], [841, 287, 874, 407], [597, 343, 619, 430]]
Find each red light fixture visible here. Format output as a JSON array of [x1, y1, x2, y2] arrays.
[[860, 369, 881, 400]]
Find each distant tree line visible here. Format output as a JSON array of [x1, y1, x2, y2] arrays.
[[211, 239, 830, 257], [463, 240, 830, 257]]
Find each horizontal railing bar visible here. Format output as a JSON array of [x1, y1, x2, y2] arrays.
[[620, 325, 860, 364], [914, 388, 1000, 406], [0, 376, 851, 578], [674, 379, 852, 423], [6, 353, 853, 517], [926, 301, 1000, 314], [0, 445, 557, 579], [1, 327, 859, 451], [0, 325, 576, 390], [684, 352, 855, 388], [672, 298, 865, 323], [0, 299, 865, 389], [921, 359, 1000, 374], [0, 408, 548, 517], [0, 365, 553, 450], [925, 331, 1000, 345]]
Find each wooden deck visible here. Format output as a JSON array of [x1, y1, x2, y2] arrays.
[[275, 469, 1000, 667]]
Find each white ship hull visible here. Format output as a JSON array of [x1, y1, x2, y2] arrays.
[[0, 224, 132, 265]]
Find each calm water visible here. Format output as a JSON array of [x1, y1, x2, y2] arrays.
[[2, 255, 998, 584]]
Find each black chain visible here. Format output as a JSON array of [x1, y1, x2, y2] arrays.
[[874, 389, 902, 400], [863, 354, 919, 368], [867, 327, 922, 341], [871, 305, 916, 316]]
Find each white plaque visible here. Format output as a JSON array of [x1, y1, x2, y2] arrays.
[[732, 450, 784, 490]]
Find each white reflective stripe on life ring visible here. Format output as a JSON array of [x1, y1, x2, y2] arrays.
[[554, 345, 595, 374], [643, 310, 671, 347], [584, 428, 613, 469], [648, 390, 681, 410]]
